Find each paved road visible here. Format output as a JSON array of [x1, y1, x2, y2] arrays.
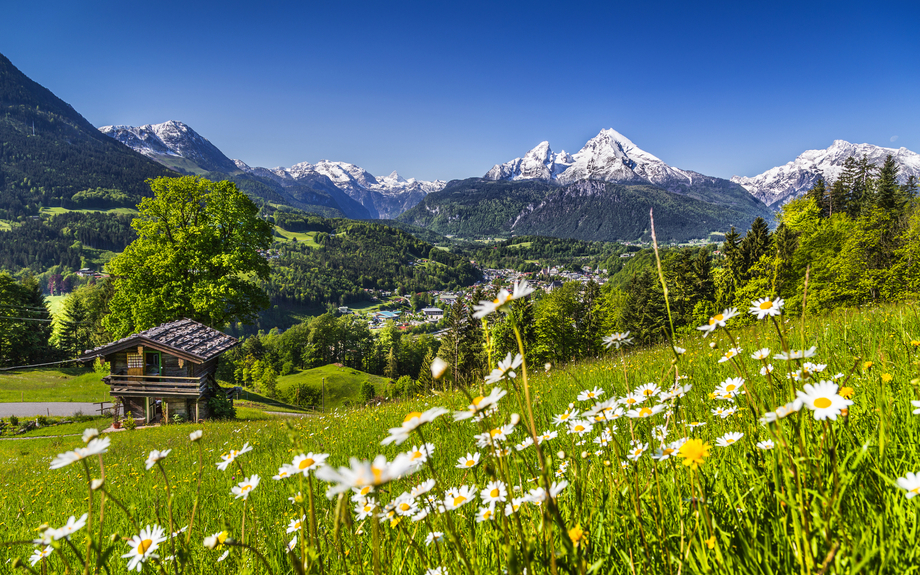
[[0, 402, 107, 418]]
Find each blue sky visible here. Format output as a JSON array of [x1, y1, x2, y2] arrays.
[[2, 0, 918, 181]]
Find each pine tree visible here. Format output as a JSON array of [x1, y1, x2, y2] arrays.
[[740, 217, 772, 276], [806, 177, 829, 216], [828, 178, 849, 216], [876, 154, 904, 214], [902, 175, 918, 200], [416, 348, 434, 392], [691, 248, 715, 303]]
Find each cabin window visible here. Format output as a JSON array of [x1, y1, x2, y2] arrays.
[[127, 353, 143, 369]]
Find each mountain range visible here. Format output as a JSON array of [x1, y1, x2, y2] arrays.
[[731, 140, 920, 207], [3, 49, 919, 244], [101, 121, 445, 219]]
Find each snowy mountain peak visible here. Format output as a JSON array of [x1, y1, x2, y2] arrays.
[[731, 140, 920, 207], [485, 128, 692, 190], [99, 120, 239, 174]]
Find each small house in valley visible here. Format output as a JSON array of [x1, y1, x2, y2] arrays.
[[83, 319, 237, 423]]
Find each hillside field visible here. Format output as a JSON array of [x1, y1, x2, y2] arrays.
[[276, 363, 392, 410], [0, 302, 918, 574]]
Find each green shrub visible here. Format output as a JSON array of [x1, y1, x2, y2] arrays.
[[35, 416, 48, 426], [360, 380, 376, 403], [392, 375, 416, 398], [9, 415, 19, 426], [208, 394, 236, 420], [122, 412, 137, 431], [171, 413, 187, 424]]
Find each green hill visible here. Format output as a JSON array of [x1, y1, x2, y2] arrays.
[[276, 364, 391, 410]]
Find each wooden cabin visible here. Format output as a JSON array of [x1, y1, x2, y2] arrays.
[[83, 319, 238, 423]]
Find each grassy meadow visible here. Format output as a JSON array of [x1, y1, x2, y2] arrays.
[[2, 302, 920, 574], [0, 367, 111, 403]]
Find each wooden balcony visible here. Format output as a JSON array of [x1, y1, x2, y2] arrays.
[[103, 374, 210, 397]]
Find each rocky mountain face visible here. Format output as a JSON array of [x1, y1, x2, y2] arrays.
[[99, 121, 239, 175], [236, 159, 445, 219], [484, 128, 768, 213], [731, 140, 920, 207]]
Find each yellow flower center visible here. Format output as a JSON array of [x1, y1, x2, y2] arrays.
[[490, 428, 502, 437], [360, 486, 372, 496], [137, 539, 153, 555], [662, 448, 674, 456], [399, 503, 411, 511], [490, 488, 500, 498], [404, 411, 422, 423], [726, 438, 735, 444], [472, 396, 485, 406], [493, 297, 501, 304], [364, 505, 372, 512], [625, 398, 636, 405], [639, 407, 652, 417], [759, 301, 773, 310], [814, 397, 832, 409], [912, 487, 920, 494], [453, 495, 467, 507], [725, 384, 736, 392], [372, 467, 384, 484], [465, 459, 475, 467], [242, 484, 252, 492], [411, 451, 423, 460], [299, 458, 314, 470], [574, 424, 585, 432]]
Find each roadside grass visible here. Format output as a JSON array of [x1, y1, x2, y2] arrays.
[[276, 363, 391, 410], [0, 367, 111, 403], [0, 302, 919, 573], [2, 416, 110, 438], [46, 294, 66, 317]]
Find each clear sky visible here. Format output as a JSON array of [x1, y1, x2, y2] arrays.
[[2, 0, 918, 182]]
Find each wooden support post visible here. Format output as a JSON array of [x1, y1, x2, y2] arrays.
[[145, 397, 150, 424]]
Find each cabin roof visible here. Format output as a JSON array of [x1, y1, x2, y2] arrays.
[[83, 319, 238, 363]]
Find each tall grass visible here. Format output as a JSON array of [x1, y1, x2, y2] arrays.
[[1, 301, 919, 574]]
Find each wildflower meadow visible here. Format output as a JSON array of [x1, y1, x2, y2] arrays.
[[3, 282, 920, 574]]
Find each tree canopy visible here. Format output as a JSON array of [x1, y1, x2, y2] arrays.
[[103, 176, 273, 337]]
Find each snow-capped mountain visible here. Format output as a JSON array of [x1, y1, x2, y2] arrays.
[[731, 140, 920, 207], [484, 129, 759, 206], [234, 159, 445, 219], [100, 120, 444, 219], [99, 121, 239, 174]]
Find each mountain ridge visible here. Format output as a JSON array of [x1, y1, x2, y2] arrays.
[[731, 140, 920, 207]]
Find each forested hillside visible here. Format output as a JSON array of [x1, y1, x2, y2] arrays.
[[398, 177, 771, 241], [0, 54, 176, 218]]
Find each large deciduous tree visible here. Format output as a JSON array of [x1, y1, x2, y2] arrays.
[[103, 176, 273, 337]]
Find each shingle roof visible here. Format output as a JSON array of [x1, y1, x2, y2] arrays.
[[83, 319, 238, 362]]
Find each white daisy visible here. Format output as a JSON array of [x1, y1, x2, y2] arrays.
[[774, 347, 818, 361], [291, 452, 329, 475], [751, 348, 771, 360], [444, 485, 477, 510], [577, 387, 605, 402], [756, 439, 775, 450], [749, 297, 784, 320], [145, 449, 171, 471], [718, 347, 743, 363], [215, 442, 253, 471], [455, 452, 480, 469], [231, 475, 260, 500], [485, 353, 523, 384], [316, 454, 417, 496], [480, 481, 508, 504], [382, 407, 450, 445], [897, 472, 920, 499], [603, 331, 633, 349], [696, 308, 738, 336], [53, 513, 88, 540], [122, 525, 166, 572], [796, 381, 852, 420], [29, 546, 53, 566], [716, 432, 744, 447], [453, 388, 507, 422]]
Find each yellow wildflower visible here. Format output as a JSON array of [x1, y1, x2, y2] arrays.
[[677, 439, 711, 470], [863, 361, 874, 371], [568, 525, 585, 547], [839, 387, 855, 399], [881, 373, 893, 383], [705, 535, 716, 549]]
